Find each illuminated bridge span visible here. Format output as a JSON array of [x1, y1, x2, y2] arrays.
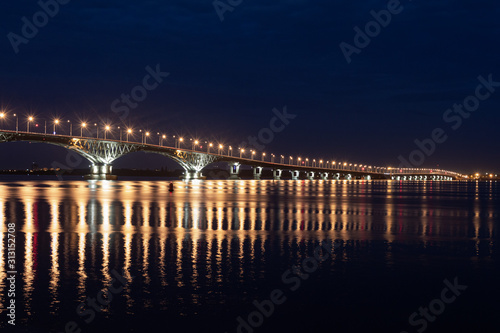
[[0, 129, 464, 181]]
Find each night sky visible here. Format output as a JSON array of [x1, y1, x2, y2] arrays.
[[0, 0, 499, 173]]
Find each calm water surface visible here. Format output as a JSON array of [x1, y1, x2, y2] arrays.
[[0, 179, 499, 332]]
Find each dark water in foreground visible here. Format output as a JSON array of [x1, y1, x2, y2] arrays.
[[0, 179, 499, 333]]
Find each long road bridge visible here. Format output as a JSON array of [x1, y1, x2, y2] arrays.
[[0, 128, 465, 181]]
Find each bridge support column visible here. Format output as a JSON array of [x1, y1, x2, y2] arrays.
[[273, 169, 282, 180], [290, 170, 299, 180], [253, 166, 263, 180], [363, 175, 371, 180], [344, 174, 352, 180], [182, 170, 204, 180], [334, 173, 340, 180], [85, 164, 117, 180], [320, 172, 328, 180], [228, 162, 241, 180], [306, 171, 315, 180]]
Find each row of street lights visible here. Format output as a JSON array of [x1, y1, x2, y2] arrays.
[[0, 111, 390, 172]]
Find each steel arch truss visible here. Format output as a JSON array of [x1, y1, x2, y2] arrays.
[[167, 150, 221, 172], [0, 133, 15, 142], [68, 139, 140, 165]]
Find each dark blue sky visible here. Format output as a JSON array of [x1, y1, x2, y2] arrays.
[[0, 0, 499, 173]]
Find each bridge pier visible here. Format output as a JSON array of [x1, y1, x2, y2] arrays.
[[290, 170, 299, 180], [228, 162, 241, 180], [334, 173, 340, 180], [182, 170, 204, 180], [306, 171, 315, 180], [253, 166, 263, 180], [363, 175, 371, 180], [85, 164, 117, 180], [273, 169, 282, 180], [344, 174, 352, 180], [320, 172, 328, 180]]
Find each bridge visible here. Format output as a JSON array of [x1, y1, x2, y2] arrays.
[[0, 127, 465, 181]]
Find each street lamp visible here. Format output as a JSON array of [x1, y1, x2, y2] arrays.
[[297, 157, 301, 166], [145, 131, 150, 144], [289, 156, 293, 165], [193, 140, 199, 150], [27, 116, 34, 132], [53, 119, 59, 134], [208, 142, 213, 153], [218, 144, 223, 155], [81, 122, 86, 137], [262, 152, 266, 161], [161, 134, 166, 146], [229, 146, 232, 156], [271, 154, 275, 163], [280, 155, 284, 164], [251, 150, 256, 160], [68, 120, 72, 136], [240, 148, 245, 158], [13, 114, 18, 133], [104, 125, 110, 139], [126, 128, 132, 142]]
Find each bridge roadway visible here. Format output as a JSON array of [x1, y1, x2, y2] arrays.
[[0, 129, 465, 181]]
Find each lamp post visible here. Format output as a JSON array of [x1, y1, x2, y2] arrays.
[[229, 146, 232, 156], [145, 132, 150, 144], [251, 150, 256, 160], [161, 134, 166, 146], [271, 154, 275, 163], [218, 144, 223, 155], [193, 140, 199, 150], [126, 129, 132, 142], [53, 119, 59, 134], [289, 156, 293, 165], [320, 160, 323, 168], [280, 155, 284, 164], [240, 148, 244, 158], [94, 123, 98, 138], [262, 152, 266, 161], [14, 114, 18, 133], [208, 143, 213, 153], [27, 116, 33, 132], [104, 125, 110, 140], [68, 120, 72, 136], [81, 123, 86, 137]]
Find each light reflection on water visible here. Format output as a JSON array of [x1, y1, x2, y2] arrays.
[[0, 179, 498, 331]]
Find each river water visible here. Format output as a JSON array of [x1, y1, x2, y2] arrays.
[[0, 178, 498, 332]]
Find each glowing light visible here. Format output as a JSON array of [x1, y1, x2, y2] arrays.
[[28, 116, 33, 121], [146, 132, 150, 136], [81, 122, 86, 127], [0, 112, 5, 118], [105, 125, 110, 131]]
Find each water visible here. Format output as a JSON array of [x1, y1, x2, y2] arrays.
[[0, 179, 499, 332]]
